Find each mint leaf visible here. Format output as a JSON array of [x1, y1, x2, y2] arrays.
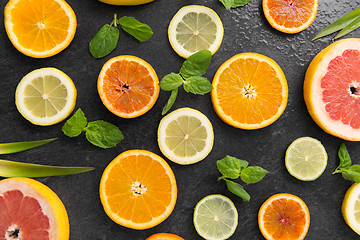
[[183, 76, 213, 95], [225, 180, 250, 201], [117, 16, 153, 42], [219, 0, 252, 9], [218, 0, 232, 9], [240, 166, 268, 184], [62, 109, 87, 137], [159, 73, 183, 91], [342, 165, 360, 182], [162, 88, 178, 115], [89, 24, 119, 58], [338, 143, 352, 170], [217, 156, 248, 179], [85, 121, 124, 149], [180, 50, 212, 79]]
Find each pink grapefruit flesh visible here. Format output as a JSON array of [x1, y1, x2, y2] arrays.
[[304, 38, 360, 141], [0, 178, 69, 240]]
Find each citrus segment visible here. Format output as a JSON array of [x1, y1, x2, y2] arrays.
[[263, 0, 318, 33], [168, 5, 224, 58], [285, 137, 327, 181], [99, 150, 177, 230], [258, 193, 310, 240], [15, 67, 77, 126], [158, 108, 214, 165], [211, 53, 288, 129], [98, 55, 159, 118], [304, 38, 360, 141], [4, 0, 77, 58], [193, 194, 238, 240], [146, 233, 184, 240], [0, 177, 69, 240], [342, 183, 360, 235]]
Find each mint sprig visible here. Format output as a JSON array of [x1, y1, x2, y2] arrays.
[[62, 109, 124, 149], [89, 14, 153, 58], [160, 50, 213, 115], [333, 143, 360, 182], [217, 155, 268, 201], [219, 0, 252, 10]]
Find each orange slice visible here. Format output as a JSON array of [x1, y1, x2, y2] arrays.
[[4, 0, 77, 58], [211, 52, 288, 129], [0, 177, 69, 240], [263, 0, 318, 33], [99, 150, 177, 230], [98, 55, 160, 118], [304, 38, 360, 141], [146, 233, 184, 240], [258, 193, 310, 240]]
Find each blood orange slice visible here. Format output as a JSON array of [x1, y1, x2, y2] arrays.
[[263, 0, 318, 34], [258, 193, 310, 240], [98, 55, 160, 118], [0, 177, 69, 240], [304, 38, 360, 141]]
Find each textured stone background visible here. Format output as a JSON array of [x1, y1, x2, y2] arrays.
[[0, 0, 359, 239]]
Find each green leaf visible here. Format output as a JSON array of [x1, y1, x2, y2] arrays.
[[218, 0, 232, 9], [117, 16, 153, 42], [180, 50, 212, 79], [0, 138, 57, 155], [338, 143, 352, 170], [335, 15, 360, 39], [342, 165, 360, 182], [89, 24, 120, 58], [225, 180, 250, 201], [217, 155, 248, 179], [162, 88, 178, 115], [231, 0, 252, 8], [0, 159, 94, 178], [312, 7, 360, 41], [85, 121, 124, 149], [159, 73, 183, 91], [240, 166, 268, 184], [183, 76, 213, 95], [62, 108, 88, 137]]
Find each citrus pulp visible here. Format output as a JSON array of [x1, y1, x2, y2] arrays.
[[146, 233, 184, 240], [342, 183, 360, 235]]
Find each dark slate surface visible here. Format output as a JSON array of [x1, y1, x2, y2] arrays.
[[0, 0, 360, 239]]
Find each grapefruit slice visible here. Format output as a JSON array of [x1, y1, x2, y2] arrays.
[[0, 177, 69, 240], [304, 38, 360, 141]]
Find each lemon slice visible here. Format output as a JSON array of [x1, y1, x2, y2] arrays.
[[168, 5, 224, 58], [193, 194, 238, 240], [158, 107, 214, 165], [15, 67, 77, 126], [285, 137, 327, 181], [343, 183, 360, 235]]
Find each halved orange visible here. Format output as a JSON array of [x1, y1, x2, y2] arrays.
[[263, 0, 318, 34], [211, 52, 288, 129], [98, 55, 160, 118], [4, 0, 77, 58], [99, 150, 177, 230], [146, 233, 184, 240], [258, 193, 310, 240]]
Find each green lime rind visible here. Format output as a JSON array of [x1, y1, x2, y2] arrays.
[[193, 194, 238, 240], [285, 137, 328, 181]]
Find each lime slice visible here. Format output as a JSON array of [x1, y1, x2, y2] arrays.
[[158, 107, 214, 165], [15, 67, 77, 126], [285, 137, 327, 181], [342, 183, 360, 235], [194, 194, 238, 240], [168, 5, 224, 58]]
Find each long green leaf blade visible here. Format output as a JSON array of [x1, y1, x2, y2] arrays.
[[335, 15, 360, 39], [0, 159, 95, 178], [312, 7, 360, 41], [0, 138, 57, 154]]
